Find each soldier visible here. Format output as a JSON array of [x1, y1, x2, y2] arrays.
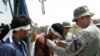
[[47, 5, 100, 56], [63, 21, 74, 42]]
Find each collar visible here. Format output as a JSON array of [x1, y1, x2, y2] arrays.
[[12, 35, 22, 46]]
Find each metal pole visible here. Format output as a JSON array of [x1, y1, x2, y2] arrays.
[[39, 0, 46, 15], [8, 0, 13, 17]]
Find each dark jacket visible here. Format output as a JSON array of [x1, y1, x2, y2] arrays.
[[0, 36, 29, 56]]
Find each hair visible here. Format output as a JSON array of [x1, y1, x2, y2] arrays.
[[0, 15, 31, 40], [51, 23, 64, 40], [11, 15, 31, 29]]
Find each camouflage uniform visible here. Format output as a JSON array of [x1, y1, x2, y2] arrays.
[[47, 5, 100, 56]]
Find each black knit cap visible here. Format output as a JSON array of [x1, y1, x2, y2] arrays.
[[51, 23, 64, 40]]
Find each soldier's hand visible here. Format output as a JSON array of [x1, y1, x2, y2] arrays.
[[57, 41, 68, 47]]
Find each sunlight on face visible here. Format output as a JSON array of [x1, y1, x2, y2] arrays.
[[76, 16, 90, 28]]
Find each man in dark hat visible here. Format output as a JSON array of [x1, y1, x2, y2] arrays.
[[0, 15, 31, 56], [47, 5, 100, 56], [34, 23, 64, 56]]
